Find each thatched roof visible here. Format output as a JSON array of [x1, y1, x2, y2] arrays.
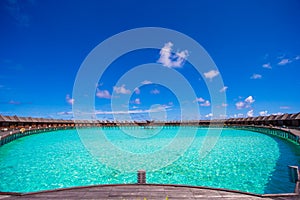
[[246, 117, 254, 121], [254, 116, 263, 121], [274, 114, 283, 120], [266, 115, 276, 121], [4, 116, 15, 122], [0, 114, 5, 122], [261, 116, 268, 121], [294, 113, 300, 120], [280, 113, 290, 120], [241, 118, 247, 122]]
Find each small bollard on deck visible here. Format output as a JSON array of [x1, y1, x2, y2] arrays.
[[288, 165, 299, 183], [137, 170, 146, 184]]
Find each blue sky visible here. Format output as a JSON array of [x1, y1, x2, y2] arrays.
[[0, 0, 299, 120]]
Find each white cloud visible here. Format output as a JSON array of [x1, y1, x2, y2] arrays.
[[194, 97, 211, 107], [134, 87, 140, 94], [259, 110, 268, 116], [262, 63, 272, 69], [280, 106, 290, 110], [278, 58, 291, 66], [96, 89, 111, 99], [66, 94, 74, 105], [134, 98, 141, 104], [194, 97, 205, 103], [150, 89, 160, 94], [57, 111, 73, 115], [250, 73, 262, 79], [219, 86, 228, 92], [95, 105, 172, 115], [295, 55, 300, 60], [235, 96, 255, 110], [200, 100, 211, 107], [245, 96, 255, 104], [205, 113, 213, 118], [113, 84, 131, 94], [272, 112, 283, 115], [157, 42, 189, 68], [141, 80, 152, 85], [233, 113, 244, 118], [4, 0, 34, 27], [247, 109, 254, 117], [204, 70, 219, 80], [235, 101, 245, 110]]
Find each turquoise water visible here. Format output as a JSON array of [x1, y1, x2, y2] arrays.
[[0, 127, 299, 194]]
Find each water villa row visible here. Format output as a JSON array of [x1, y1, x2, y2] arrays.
[[1, 112, 300, 130], [1, 112, 300, 146]]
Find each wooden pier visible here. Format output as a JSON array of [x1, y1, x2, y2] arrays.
[[1, 184, 299, 200]]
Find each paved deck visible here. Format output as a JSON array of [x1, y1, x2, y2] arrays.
[[0, 184, 299, 200]]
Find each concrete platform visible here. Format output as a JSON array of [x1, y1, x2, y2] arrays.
[[0, 184, 299, 200]]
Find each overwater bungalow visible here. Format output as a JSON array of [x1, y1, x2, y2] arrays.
[[254, 116, 263, 125], [290, 112, 300, 127], [266, 115, 276, 126]]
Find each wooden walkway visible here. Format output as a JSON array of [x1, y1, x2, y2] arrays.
[[281, 128, 300, 137], [0, 184, 299, 200]]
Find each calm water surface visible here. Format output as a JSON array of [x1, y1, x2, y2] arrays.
[[0, 127, 299, 194]]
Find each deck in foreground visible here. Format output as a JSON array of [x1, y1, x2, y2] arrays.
[[0, 184, 299, 200]]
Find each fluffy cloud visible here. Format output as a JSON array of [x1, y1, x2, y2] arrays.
[[157, 42, 189, 68], [96, 89, 111, 99], [245, 96, 255, 104], [57, 111, 73, 115], [219, 86, 228, 93], [150, 89, 160, 94], [205, 113, 213, 118], [66, 94, 74, 105], [236, 96, 255, 109], [247, 109, 254, 117], [194, 97, 205, 102], [295, 55, 300, 60], [262, 63, 272, 69], [204, 70, 219, 80], [95, 105, 172, 115], [272, 112, 283, 115], [219, 86, 228, 92], [4, 0, 34, 27], [134, 98, 141, 104], [280, 106, 290, 110], [204, 70, 220, 80], [194, 97, 211, 107], [250, 74, 262, 79], [8, 100, 21, 105], [259, 110, 268, 116], [278, 58, 291, 66], [141, 80, 152, 85], [113, 84, 131, 94], [134, 87, 140, 94], [235, 101, 245, 110], [200, 100, 211, 107], [233, 113, 244, 118]]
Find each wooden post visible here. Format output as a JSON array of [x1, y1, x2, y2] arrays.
[[288, 166, 299, 183], [137, 170, 146, 184]]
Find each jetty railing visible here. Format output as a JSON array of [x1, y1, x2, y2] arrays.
[[0, 126, 75, 146], [231, 125, 300, 145]]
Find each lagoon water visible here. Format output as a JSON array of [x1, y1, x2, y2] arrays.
[[0, 127, 299, 194]]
